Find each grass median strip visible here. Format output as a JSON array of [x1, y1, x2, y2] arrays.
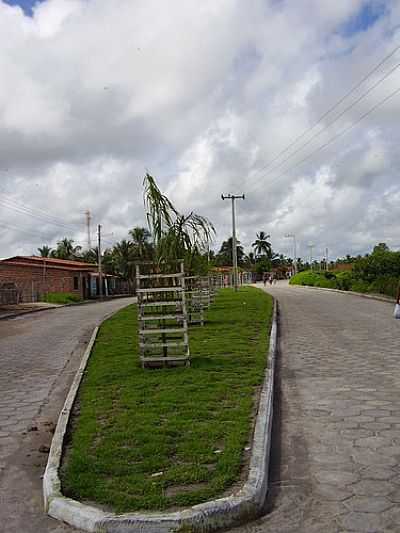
[[61, 286, 273, 513]]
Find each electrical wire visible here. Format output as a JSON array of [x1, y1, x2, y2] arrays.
[[250, 85, 400, 195], [0, 195, 82, 232], [251, 59, 400, 183], [251, 43, 400, 178]]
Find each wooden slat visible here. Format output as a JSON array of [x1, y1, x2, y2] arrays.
[[139, 328, 185, 335], [139, 300, 183, 307], [140, 342, 187, 348], [137, 287, 183, 293], [138, 273, 183, 279], [140, 314, 185, 321], [140, 356, 190, 362]]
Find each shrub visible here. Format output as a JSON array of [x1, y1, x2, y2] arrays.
[[314, 276, 337, 288], [353, 250, 400, 282], [349, 280, 370, 293], [335, 271, 353, 291], [290, 271, 321, 286], [368, 276, 399, 298], [42, 292, 82, 305]]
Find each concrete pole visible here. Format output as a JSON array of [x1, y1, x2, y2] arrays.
[[85, 210, 92, 250], [221, 193, 245, 291], [98, 224, 103, 298], [231, 196, 238, 290]]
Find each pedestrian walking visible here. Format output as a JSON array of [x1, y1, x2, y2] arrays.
[[395, 282, 400, 319]]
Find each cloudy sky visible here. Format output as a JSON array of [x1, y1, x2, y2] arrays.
[[0, 0, 399, 261]]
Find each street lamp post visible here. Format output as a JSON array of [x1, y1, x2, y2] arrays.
[[285, 233, 297, 273]]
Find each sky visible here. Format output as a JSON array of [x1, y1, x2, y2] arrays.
[[0, 0, 400, 262]]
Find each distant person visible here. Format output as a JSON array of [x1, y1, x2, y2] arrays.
[[263, 272, 267, 286], [394, 282, 400, 319], [269, 274, 273, 285]]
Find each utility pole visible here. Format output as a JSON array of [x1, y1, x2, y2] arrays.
[[97, 224, 103, 298], [285, 233, 297, 273], [325, 247, 329, 270], [85, 210, 92, 249], [221, 193, 245, 291], [308, 243, 315, 270]]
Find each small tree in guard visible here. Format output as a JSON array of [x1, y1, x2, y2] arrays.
[[136, 260, 190, 368], [199, 275, 211, 310], [185, 275, 204, 326]]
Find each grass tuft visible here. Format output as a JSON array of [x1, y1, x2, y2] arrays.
[[61, 287, 273, 513]]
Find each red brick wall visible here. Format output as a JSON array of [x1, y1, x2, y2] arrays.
[[0, 264, 86, 302]]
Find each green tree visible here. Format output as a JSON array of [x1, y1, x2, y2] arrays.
[[129, 227, 153, 260], [81, 247, 98, 264], [215, 237, 245, 266], [37, 245, 52, 257], [252, 231, 272, 258], [143, 173, 215, 271], [53, 238, 82, 260]]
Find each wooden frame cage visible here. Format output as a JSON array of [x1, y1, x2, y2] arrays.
[[199, 275, 211, 309], [136, 261, 190, 368], [185, 276, 204, 326]]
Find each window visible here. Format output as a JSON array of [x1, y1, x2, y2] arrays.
[[74, 276, 79, 290]]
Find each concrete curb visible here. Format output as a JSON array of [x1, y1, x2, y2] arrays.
[[0, 305, 62, 321], [291, 283, 396, 304], [43, 298, 278, 533], [0, 296, 136, 321]]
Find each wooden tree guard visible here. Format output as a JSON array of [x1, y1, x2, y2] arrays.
[[199, 275, 211, 309], [185, 276, 204, 326], [136, 261, 190, 368]]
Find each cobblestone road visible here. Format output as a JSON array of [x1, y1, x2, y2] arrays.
[[0, 298, 135, 533], [232, 282, 400, 533]]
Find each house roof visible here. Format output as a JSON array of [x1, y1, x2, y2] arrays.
[[0, 256, 97, 272]]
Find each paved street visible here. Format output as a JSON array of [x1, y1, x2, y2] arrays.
[[0, 298, 135, 533], [2, 284, 400, 533], [232, 282, 400, 533]]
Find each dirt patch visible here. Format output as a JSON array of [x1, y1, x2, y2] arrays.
[[165, 482, 209, 498]]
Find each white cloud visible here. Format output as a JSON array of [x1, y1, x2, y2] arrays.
[[0, 0, 400, 260]]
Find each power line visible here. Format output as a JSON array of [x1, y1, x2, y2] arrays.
[[251, 43, 400, 179], [250, 85, 400, 194], [0, 221, 57, 241], [0, 195, 82, 232], [252, 59, 400, 184]]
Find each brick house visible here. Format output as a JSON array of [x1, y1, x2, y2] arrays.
[[0, 256, 131, 303], [0, 256, 97, 303]]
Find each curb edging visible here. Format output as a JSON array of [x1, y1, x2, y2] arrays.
[[43, 298, 278, 532], [290, 283, 396, 303]]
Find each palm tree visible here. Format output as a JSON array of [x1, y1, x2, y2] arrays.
[[53, 238, 82, 260], [81, 247, 98, 264], [252, 231, 272, 258], [129, 227, 152, 260], [112, 239, 135, 290], [143, 173, 215, 267], [37, 245, 52, 257], [215, 237, 245, 266]]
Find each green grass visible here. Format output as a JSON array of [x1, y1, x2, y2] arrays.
[[61, 287, 273, 513], [42, 292, 82, 304]]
